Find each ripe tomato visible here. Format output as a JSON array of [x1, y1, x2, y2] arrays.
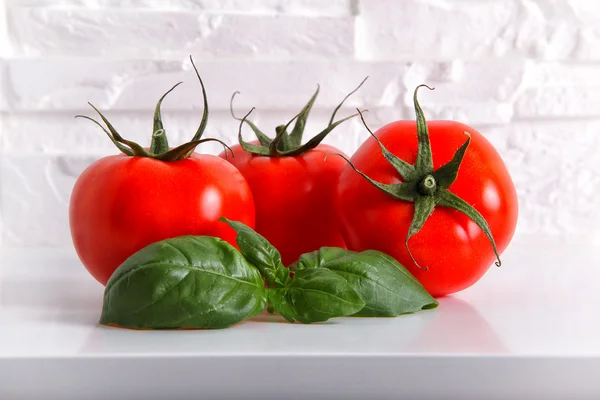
[[219, 80, 366, 266], [70, 57, 255, 285], [222, 142, 346, 266], [336, 86, 518, 297], [70, 154, 254, 285]]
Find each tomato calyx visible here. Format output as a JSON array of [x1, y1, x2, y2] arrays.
[[418, 174, 437, 196], [329, 85, 502, 271], [75, 56, 233, 161], [230, 77, 368, 157]]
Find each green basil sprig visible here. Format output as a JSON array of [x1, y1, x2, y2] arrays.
[[221, 218, 437, 322], [100, 236, 267, 329], [100, 220, 437, 329]]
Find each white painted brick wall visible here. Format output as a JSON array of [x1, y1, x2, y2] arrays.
[[0, 0, 599, 248]]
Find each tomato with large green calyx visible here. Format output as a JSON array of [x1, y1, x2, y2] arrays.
[[334, 85, 518, 297], [70, 56, 255, 286], [219, 78, 367, 266]]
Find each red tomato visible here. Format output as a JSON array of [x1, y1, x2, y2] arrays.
[[220, 80, 367, 265], [220, 142, 346, 266], [70, 57, 255, 285], [70, 153, 254, 285], [336, 89, 518, 297]]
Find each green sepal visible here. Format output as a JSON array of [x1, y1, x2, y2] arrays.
[[73, 115, 134, 156], [233, 77, 368, 157], [236, 108, 271, 156], [269, 111, 301, 156], [76, 56, 232, 162], [150, 81, 182, 154], [432, 133, 470, 190], [326, 153, 418, 202], [413, 84, 435, 175], [275, 126, 294, 151], [188, 56, 209, 143], [153, 138, 232, 162], [435, 190, 501, 267], [229, 91, 272, 147], [328, 76, 368, 126], [357, 108, 416, 181], [405, 195, 436, 270], [87, 103, 153, 157], [278, 112, 359, 157], [289, 85, 319, 146]]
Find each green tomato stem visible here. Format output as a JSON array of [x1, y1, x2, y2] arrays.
[[150, 129, 169, 155], [418, 175, 437, 196]]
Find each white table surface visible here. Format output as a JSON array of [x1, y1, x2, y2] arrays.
[[0, 236, 599, 400]]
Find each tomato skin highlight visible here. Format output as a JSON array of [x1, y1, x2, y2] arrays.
[[220, 142, 347, 266], [69, 153, 255, 285], [336, 121, 518, 297]]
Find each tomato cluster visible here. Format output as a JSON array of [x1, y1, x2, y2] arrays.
[[70, 59, 517, 297]]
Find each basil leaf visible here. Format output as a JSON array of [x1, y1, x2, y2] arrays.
[[292, 247, 437, 317], [220, 217, 290, 287], [291, 247, 348, 269], [100, 236, 267, 329], [267, 289, 297, 323], [269, 268, 365, 324]]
